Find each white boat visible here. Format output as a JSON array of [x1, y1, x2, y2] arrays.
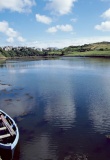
[[0, 110, 19, 151]]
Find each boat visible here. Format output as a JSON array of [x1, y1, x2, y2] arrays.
[[0, 110, 19, 151]]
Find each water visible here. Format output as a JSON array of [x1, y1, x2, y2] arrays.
[[0, 57, 110, 160]]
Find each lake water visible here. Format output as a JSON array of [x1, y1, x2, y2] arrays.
[[0, 57, 110, 160]]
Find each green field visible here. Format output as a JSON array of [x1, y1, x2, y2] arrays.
[[64, 50, 110, 57], [62, 42, 110, 57], [0, 53, 6, 59]]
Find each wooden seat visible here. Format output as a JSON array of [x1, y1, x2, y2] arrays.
[[0, 127, 6, 131], [0, 115, 15, 136], [0, 134, 10, 139]]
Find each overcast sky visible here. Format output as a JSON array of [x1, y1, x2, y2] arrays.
[[1, 0, 110, 48]]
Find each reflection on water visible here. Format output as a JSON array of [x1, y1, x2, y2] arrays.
[[0, 142, 20, 160], [44, 77, 76, 129], [21, 133, 58, 160], [89, 73, 110, 134], [0, 58, 110, 159]]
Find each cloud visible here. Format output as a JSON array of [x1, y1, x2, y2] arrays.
[[17, 36, 26, 42], [0, 21, 18, 37], [101, 8, 110, 19], [0, 0, 35, 13], [45, 0, 77, 15], [70, 18, 77, 22], [7, 37, 14, 43], [47, 27, 58, 33], [95, 8, 110, 31], [95, 21, 110, 31], [35, 14, 52, 24], [57, 24, 73, 31], [6, 28, 18, 38], [0, 21, 25, 43], [26, 36, 110, 48], [47, 24, 73, 33]]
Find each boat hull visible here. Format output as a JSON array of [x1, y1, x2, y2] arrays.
[[0, 110, 19, 150]]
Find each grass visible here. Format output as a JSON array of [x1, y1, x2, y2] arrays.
[[0, 53, 6, 59], [64, 50, 110, 57], [48, 51, 62, 55]]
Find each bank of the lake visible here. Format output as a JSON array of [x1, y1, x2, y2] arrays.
[[1, 51, 110, 60], [63, 50, 110, 58], [0, 53, 6, 59]]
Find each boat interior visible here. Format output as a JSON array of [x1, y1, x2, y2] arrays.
[[0, 112, 16, 144]]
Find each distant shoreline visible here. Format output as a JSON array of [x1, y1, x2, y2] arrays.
[[1, 54, 110, 60], [0, 55, 61, 60], [1, 41, 110, 59], [63, 55, 110, 58]]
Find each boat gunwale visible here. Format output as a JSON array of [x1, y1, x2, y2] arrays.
[[0, 110, 19, 150]]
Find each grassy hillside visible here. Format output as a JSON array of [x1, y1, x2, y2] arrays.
[[0, 52, 6, 59], [82, 42, 110, 50], [64, 50, 110, 57], [63, 42, 110, 57]]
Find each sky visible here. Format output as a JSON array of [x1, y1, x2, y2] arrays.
[[1, 0, 110, 48]]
